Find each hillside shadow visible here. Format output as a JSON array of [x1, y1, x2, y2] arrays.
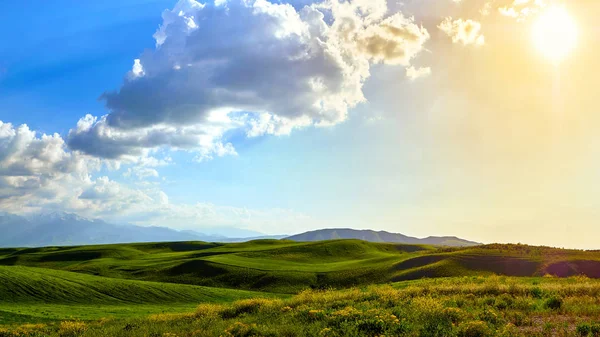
[[456, 255, 541, 276], [165, 260, 228, 277], [543, 260, 600, 277], [393, 255, 447, 270]]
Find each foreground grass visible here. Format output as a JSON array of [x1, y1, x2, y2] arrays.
[[4, 276, 600, 337]]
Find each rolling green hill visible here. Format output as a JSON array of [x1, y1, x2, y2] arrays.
[[2, 240, 600, 327], [0, 264, 277, 324], [0, 265, 271, 305], [0, 240, 435, 293], [2, 240, 600, 296]]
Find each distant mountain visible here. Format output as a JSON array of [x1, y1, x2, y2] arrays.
[[285, 229, 480, 247], [0, 212, 267, 248], [222, 235, 289, 243]]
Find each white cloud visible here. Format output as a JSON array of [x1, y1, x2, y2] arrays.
[[68, 0, 430, 160], [0, 0, 435, 233], [438, 17, 485, 46]]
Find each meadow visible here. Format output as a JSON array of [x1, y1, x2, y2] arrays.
[[2, 240, 600, 336]]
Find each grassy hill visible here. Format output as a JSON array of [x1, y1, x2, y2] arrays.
[[2, 239, 600, 333], [2, 240, 600, 295], [0, 240, 437, 293], [0, 264, 278, 324], [0, 265, 272, 305]]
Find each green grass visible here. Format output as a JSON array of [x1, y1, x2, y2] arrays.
[[0, 265, 274, 304], [3, 240, 600, 335], [0, 265, 282, 324], [4, 276, 600, 336], [2, 240, 600, 294], [0, 240, 437, 293]]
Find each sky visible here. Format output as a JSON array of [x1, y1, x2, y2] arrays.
[[1, 0, 599, 248]]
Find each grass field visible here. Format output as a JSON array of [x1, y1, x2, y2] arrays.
[[4, 276, 600, 336], [2, 240, 600, 336]]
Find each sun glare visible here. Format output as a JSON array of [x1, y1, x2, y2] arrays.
[[532, 6, 578, 64]]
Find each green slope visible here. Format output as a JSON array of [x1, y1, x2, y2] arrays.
[[0, 240, 435, 293], [0, 265, 272, 305], [2, 240, 600, 296]]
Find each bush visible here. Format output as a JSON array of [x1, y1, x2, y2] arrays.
[[419, 311, 454, 337], [458, 321, 492, 337], [530, 287, 543, 299], [222, 322, 275, 337], [443, 307, 465, 324], [495, 294, 514, 310], [222, 298, 281, 318], [577, 323, 592, 337], [479, 308, 503, 326], [195, 303, 224, 318], [544, 296, 563, 310], [506, 312, 529, 327], [356, 318, 386, 336], [58, 321, 87, 337]]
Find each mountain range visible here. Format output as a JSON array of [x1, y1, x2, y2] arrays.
[[0, 212, 280, 248], [286, 228, 480, 247], [0, 212, 479, 248]]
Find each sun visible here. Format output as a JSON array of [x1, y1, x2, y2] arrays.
[[532, 6, 578, 64]]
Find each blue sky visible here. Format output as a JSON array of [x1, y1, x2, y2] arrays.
[[1, 0, 599, 248], [0, 0, 173, 132]]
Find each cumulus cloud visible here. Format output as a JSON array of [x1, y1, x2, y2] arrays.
[[438, 17, 485, 46], [68, 0, 430, 159], [498, 1, 545, 22], [1, 0, 435, 233], [0, 121, 99, 198], [0, 120, 309, 233]]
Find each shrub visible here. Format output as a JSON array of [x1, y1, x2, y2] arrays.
[[495, 294, 514, 310], [58, 321, 87, 337], [195, 303, 224, 318], [222, 322, 263, 337], [479, 308, 503, 326], [458, 321, 492, 337], [506, 312, 529, 327], [482, 297, 496, 306], [498, 323, 519, 337], [300, 309, 326, 322], [443, 307, 465, 324], [530, 287, 543, 299], [544, 296, 563, 310], [418, 310, 454, 337], [222, 298, 281, 318], [356, 318, 386, 336], [577, 323, 591, 337]]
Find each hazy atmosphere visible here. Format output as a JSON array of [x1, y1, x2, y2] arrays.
[[1, 0, 599, 249]]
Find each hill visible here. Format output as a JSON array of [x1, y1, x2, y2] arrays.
[[0, 265, 269, 305], [2, 240, 600, 295], [0, 240, 434, 293], [2, 240, 600, 328], [286, 228, 480, 247]]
